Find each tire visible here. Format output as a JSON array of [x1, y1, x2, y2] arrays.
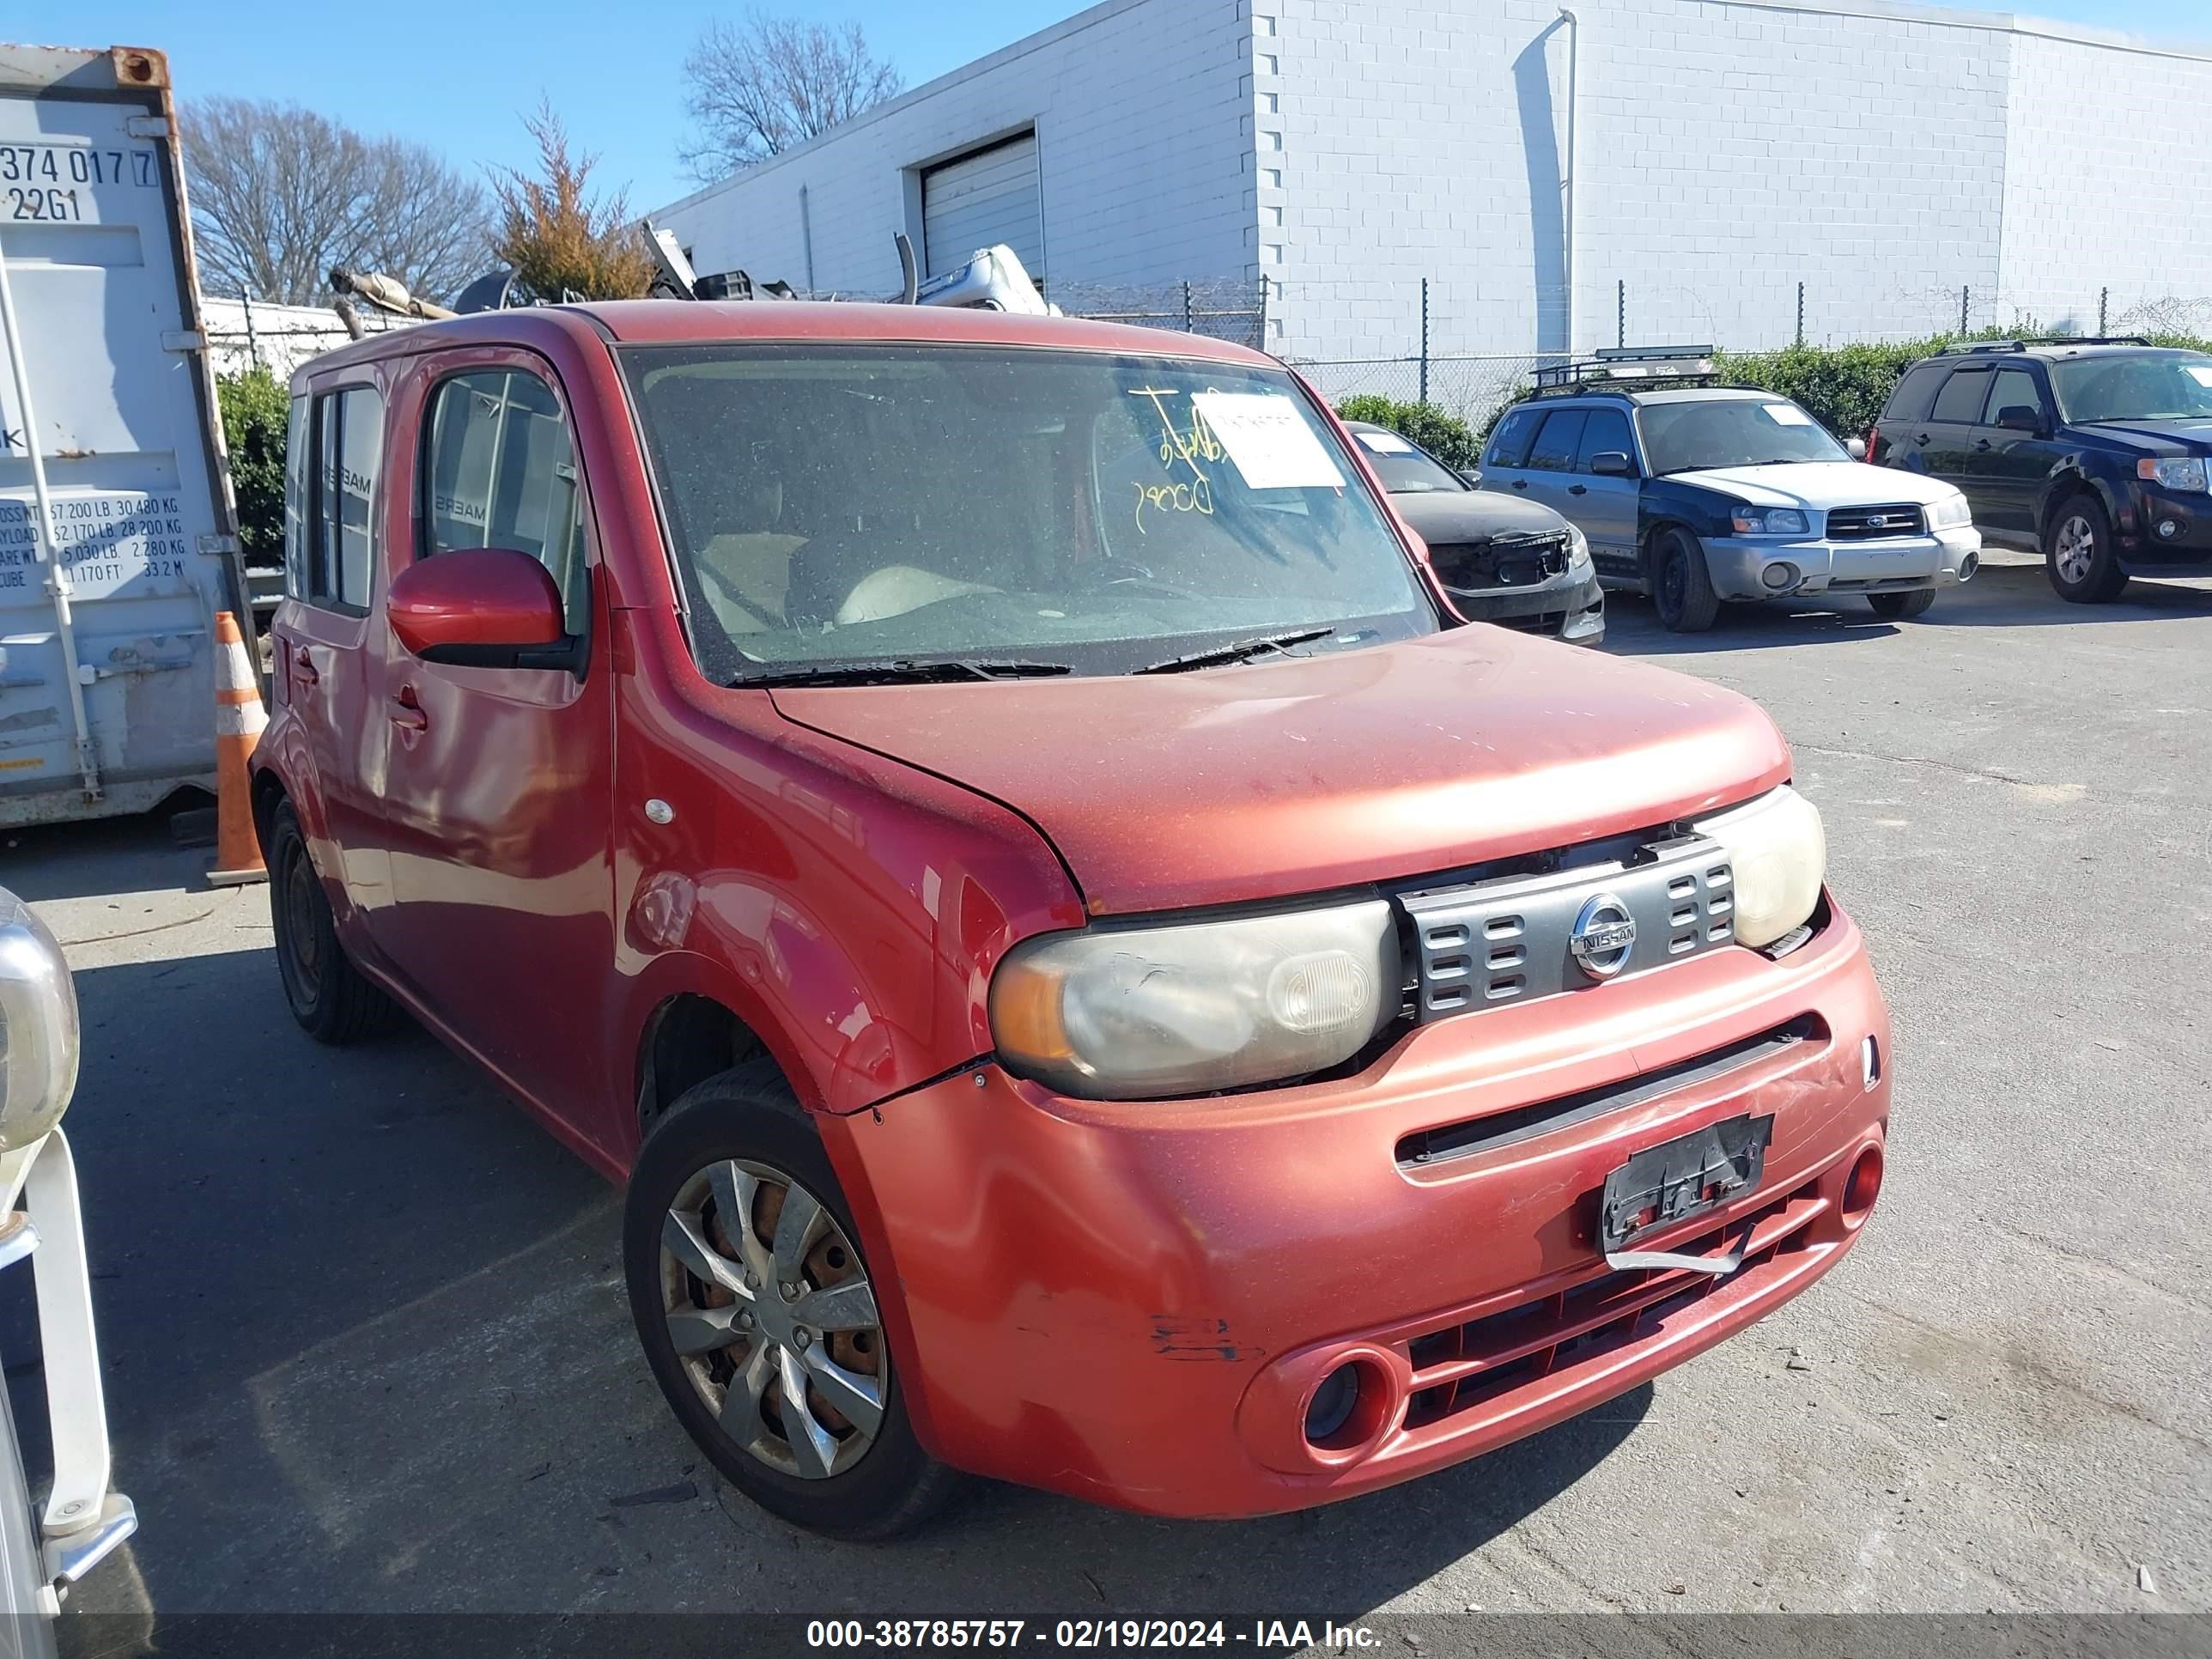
[[2044, 495, 2129, 604], [267, 799, 397, 1044], [623, 1060, 963, 1540], [1868, 589, 1937, 620], [1651, 527, 1721, 633]]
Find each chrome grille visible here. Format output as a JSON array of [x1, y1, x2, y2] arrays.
[[1826, 503, 1925, 540], [1400, 836, 1735, 1020]]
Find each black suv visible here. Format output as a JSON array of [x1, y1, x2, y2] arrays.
[[1869, 338, 2212, 602]]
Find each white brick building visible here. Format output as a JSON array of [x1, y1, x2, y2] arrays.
[[649, 0, 2212, 387]]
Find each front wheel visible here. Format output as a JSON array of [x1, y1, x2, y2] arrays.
[[1868, 589, 1937, 619], [623, 1060, 963, 1540], [2045, 497, 2128, 603], [1651, 528, 1720, 633]]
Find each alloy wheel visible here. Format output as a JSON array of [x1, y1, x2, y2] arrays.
[[659, 1160, 885, 1480], [2053, 514, 2097, 585]]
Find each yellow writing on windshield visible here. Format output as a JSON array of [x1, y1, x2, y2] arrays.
[[1127, 386, 1224, 533]]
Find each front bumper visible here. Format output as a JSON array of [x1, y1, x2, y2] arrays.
[[822, 896, 1890, 1518], [1449, 568, 1606, 644], [2118, 487, 2212, 560], [1705, 527, 1978, 602]]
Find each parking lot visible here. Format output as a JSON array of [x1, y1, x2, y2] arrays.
[[14, 550, 2209, 1636]]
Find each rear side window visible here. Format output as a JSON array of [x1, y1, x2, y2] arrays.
[[1574, 408, 1635, 471], [1985, 368, 2045, 424], [1881, 361, 1952, 423], [1526, 410, 1588, 471], [422, 371, 588, 635], [1482, 407, 1541, 467], [1930, 368, 1992, 423], [289, 386, 382, 612]]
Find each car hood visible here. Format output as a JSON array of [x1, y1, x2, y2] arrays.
[[770, 629, 1790, 915], [1672, 461, 1960, 510], [2072, 418, 2212, 453], [1395, 489, 1569, 541]]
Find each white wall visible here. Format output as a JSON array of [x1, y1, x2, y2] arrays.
[[651, 0, 2212, 396], [651, 0, 1257, 302], [200, 297, 418, 379], [1996, 27, 2212, 338]]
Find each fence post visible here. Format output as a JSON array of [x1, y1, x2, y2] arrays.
[[1617, 279, 1625, 349], [1182, 280, 1194, 333], [1960, 286, 1970, 335], [1796, 282, 1805, 348], [240, 290, 258, 370], [1257, 276, 1270, 351], [2100, 287, 2108, 335], [1418, 278, 1430, 405]]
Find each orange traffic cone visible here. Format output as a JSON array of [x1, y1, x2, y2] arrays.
[[207, 610, 269, 887]]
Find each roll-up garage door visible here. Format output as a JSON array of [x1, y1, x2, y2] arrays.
[[921, 133, 1042, 279]]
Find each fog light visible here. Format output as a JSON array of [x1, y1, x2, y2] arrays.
[[2158, 519, 2181, 539], [1844, 1145, 1884, 1224], [1760, 562, 1797, 592], [1304, 1364, 1360, 1443]]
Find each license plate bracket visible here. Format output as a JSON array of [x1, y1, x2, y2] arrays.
[[1599, 1112, 1775, 1261]]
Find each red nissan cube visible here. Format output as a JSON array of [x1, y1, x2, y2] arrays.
[[252, 301, 1889, 1537]]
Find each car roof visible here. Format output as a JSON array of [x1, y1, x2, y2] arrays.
[[1522, 386, 1778, 408], [1929, 343, 2206, 364], [298, 299, 1280, 378]]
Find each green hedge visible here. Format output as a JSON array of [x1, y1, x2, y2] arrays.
[[217, 367, 289, 559], [1334, 395, 1483, 471]]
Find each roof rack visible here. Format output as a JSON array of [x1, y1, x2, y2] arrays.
[[1936, 336, 2152, 354], [1531, 345, 1718, 396]]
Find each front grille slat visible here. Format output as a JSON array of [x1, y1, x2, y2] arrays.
[[1405, 1188, 1826, 1394], [1826, 502, 1926, 540], [1398, 1181, 1827, 1428]]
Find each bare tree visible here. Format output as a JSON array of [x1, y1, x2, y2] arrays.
[[680, 11, 903, 184], [489, 104, 655, 302], [183, 98, 489, 307]]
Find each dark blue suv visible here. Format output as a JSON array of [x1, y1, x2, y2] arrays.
[[1869, 338, 2212, 602]]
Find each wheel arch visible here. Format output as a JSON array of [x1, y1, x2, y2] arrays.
[[2037, 471, 2115, 543], [634, 991, 776, 1140]]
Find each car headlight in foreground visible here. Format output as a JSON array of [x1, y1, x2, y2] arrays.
[[991, 901, 1398, 1098], [1566, 522, 1592, 569], [2137, 457, 2209, 494], [1692, 785, 1827, 948], [1928, 490, 1974, 530], [0, 890, 78, 1151], [1730, 507, 1808, 536]]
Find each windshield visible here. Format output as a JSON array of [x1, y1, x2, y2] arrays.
[[2050, 352, 2212, 424], [621, 343, 1432, 684], [1638, 398, 1848, 475], [1350, 428, 1463, 493]]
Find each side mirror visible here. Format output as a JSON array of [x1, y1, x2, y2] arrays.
[[0, 891, 78, 1152], [388, 548, 572, 670], [1589, 451, 1635, 477], [1996, 404, 2045, 434], [1844, 435, 1869, 460], [1455, 467, 1483, 488]]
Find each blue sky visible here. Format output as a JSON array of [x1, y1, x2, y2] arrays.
[[13, 0, 2207, 214]]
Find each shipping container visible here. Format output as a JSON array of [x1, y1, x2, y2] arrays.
[[0, 43, 256, 826]]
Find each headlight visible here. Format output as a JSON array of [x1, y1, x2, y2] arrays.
[[1928, 491, 1973, 530], [1729, 507, 1808, 536], [0, 892, 78, 1151], [1566, 522, 1591, 569], [1692, 786, 1826, 949], [990, 901, 1397, 1098], [2137, 457, 2209, 493]]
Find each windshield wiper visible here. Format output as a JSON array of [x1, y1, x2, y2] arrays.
[[735, 658, 1072, 689], [1134, 627, 1336, 675]]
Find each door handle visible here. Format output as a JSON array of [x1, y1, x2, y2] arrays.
[[1510, 479, 1528, 489], [1568, 483, 1589, 495], [1974, 439, 1992, 452], [1913, 432, 1931, 447], [290, 646, 319, 687], [389, 684, 428, 734]]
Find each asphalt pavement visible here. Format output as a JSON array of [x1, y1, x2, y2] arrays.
[[13, 550, 2209, 1638]]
